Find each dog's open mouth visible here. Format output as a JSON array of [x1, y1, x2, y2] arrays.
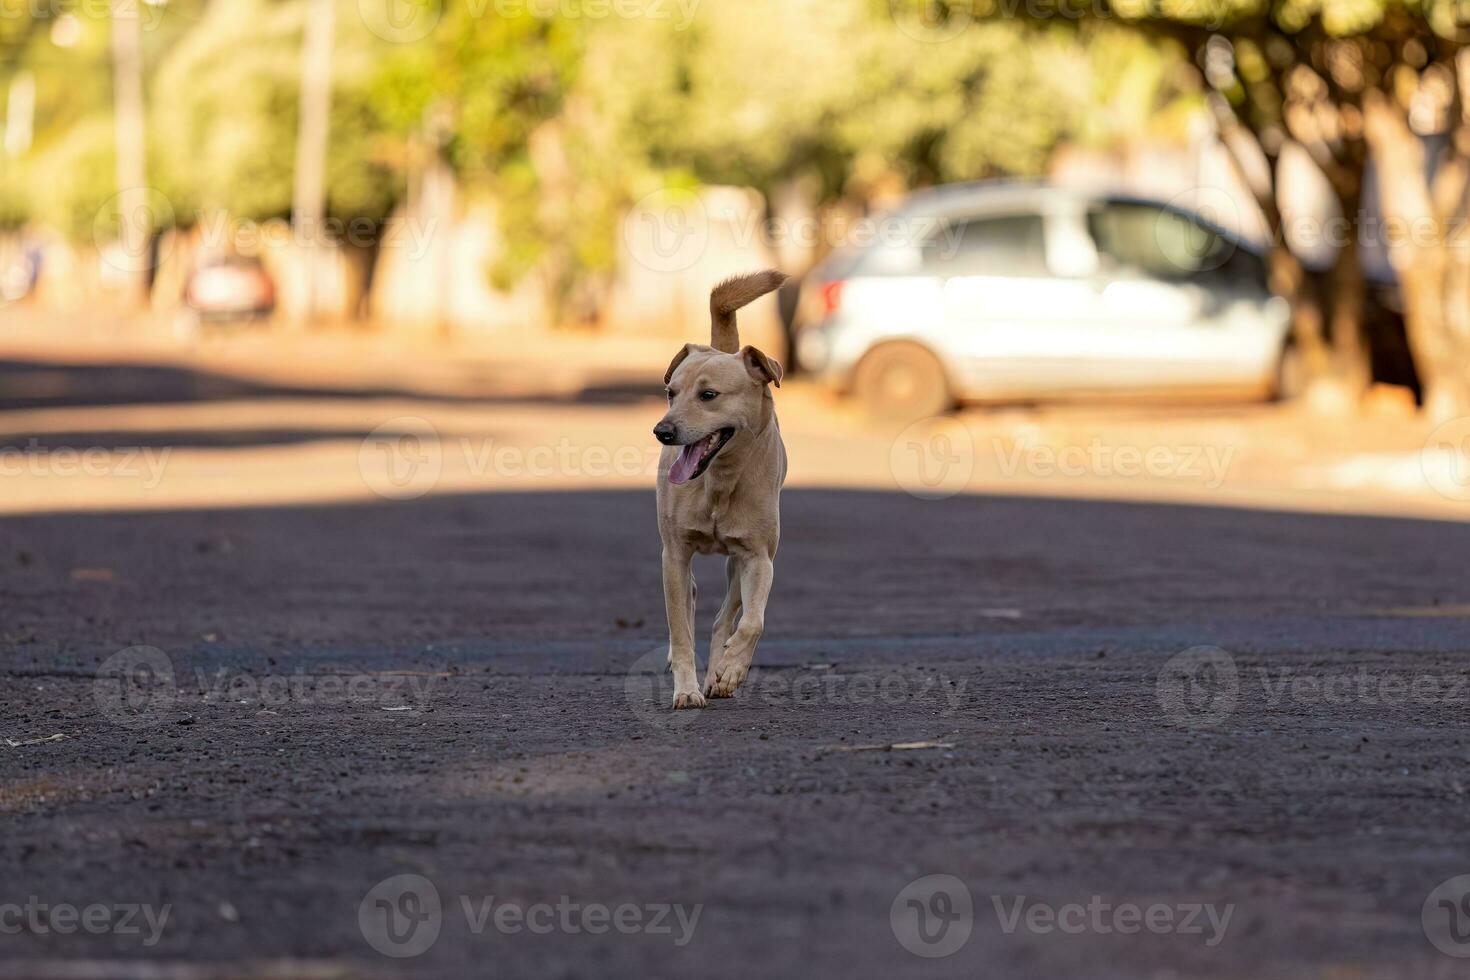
[[667, 428, 735, 486]]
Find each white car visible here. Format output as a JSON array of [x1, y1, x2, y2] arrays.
[[796, 182, 1294, 418]]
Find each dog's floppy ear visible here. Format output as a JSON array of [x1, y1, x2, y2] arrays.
[[663, 344, 696, 385], [741, 345, 782, 388]]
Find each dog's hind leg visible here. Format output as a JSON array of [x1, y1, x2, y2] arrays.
[[704, 556, 743, 698], [706, 554, 771, 699], [662, 547, 705, 709]]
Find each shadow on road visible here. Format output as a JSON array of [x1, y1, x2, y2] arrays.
[[0, 356, 662, 411], [4, 486, 1468, 670]]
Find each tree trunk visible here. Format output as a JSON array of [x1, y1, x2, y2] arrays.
[[1326, 189, 1369, 390], [110, 0, 149, 310], [1363, 90, 1466, 418], [1207, 94, 1335, 385]]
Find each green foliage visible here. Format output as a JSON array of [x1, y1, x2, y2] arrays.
[[28, 115, 117, 239], [1, 0, 1195, 305], [149, 0, 398, 224]]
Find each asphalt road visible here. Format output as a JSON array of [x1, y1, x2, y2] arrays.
[[1, 338, 1468, 979], [4, 477, 1470, 979]]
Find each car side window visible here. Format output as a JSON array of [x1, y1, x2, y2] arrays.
[[1087, 203, 1232, 280], [921, 214, 1048, 278]]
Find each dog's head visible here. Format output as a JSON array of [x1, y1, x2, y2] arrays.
[[653, 344, 782, 485]]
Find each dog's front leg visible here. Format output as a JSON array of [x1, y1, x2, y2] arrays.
[[704, 556, 742, 697], [662, 547, 705, 709], [706, 553, 772, 699]]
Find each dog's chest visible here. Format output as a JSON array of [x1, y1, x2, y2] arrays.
[[684, 490, 739, 554]]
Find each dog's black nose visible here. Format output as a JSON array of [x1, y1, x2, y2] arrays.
[[653, 422, 678, 445]]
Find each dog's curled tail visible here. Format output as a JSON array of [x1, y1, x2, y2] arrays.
[[710, 269, 787, 353]]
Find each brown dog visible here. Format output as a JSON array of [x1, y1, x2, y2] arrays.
[[653, 270, 788, 708]]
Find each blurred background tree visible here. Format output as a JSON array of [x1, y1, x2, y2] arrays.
[[1, 0, 1464, 411]]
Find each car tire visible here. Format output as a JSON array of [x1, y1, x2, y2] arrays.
[[1273, 343, 1305, 402], [853, 343, 953, 421]]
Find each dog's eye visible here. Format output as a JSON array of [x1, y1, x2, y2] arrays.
[[665, 389, 674, 401], [700, 390, 719, 401]]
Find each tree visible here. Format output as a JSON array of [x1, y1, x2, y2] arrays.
[[1010, 0, 1470, 412]]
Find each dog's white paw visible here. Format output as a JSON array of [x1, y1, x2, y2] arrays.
[[704, 661, 748, 699], [672, 688, 707, 710]]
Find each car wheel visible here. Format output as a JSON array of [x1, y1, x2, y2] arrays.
[[853, 343, 953, 421], [1273, 343, 1305, 401]]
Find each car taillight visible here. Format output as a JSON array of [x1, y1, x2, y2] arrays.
[[820, 279, 844, 317]]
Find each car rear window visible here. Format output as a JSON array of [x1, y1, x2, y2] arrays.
[[1088, 203, 1232, 279], [921, 213, 1048, 277]]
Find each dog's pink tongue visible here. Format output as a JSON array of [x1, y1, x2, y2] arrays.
[[667, 436, 710, 486]]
